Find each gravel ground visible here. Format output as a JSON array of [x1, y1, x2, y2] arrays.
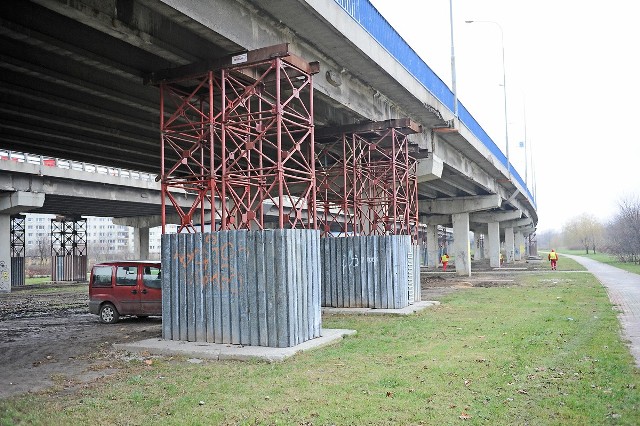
[[0, 284, 161, 399]]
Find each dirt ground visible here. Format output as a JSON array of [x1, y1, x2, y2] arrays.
[[0, 284, 162, 399], [0, 259, 544, 400]]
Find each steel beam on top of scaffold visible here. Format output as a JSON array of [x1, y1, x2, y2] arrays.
[[315, 119, 420, 242], [315, 118, 422, 139], [145, 43, 319, 85], [156, 44, 319, 233]]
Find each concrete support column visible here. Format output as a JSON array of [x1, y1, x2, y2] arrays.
[[134, 227, 150, 260], [483, 237, 490, 259], [514, 232, 525, 261], [488, 222, 500, 268], [0, 214, 11, 293], [426, 224, 439, 268], [505, 227, 515, 263], [452, 212, 471, 276], [473, 232, 483, 261]]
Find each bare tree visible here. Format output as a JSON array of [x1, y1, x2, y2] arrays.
[[537, 229, 562, 250], [563, 213, 604, 254], [606, 195, 640, 263], [26, 234, 51, 266]]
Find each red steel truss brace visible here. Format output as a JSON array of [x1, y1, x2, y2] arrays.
[[157, 44, 318, 233], [316, 119, 420, 242], [315, 132, 361, 236], [159, 72, 219, 233]]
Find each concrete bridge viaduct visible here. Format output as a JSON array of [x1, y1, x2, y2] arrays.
[[0, 0, 537, 292]]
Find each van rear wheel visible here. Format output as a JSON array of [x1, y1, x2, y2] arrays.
[[99, 303, 119, 324]]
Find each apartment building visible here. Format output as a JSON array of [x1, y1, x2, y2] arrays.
[[24, 213, 176, 257]]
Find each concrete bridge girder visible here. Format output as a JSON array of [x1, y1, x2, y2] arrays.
[[113, 211, 214, 229], [422, 214, 451, 226], [499, 218, 534, 230], [416, 156, 443, 183], [470, 209, 522, 224], [0, 164, 199, 218], [419, 195, 501, 216], [0, 191, 45, 215]]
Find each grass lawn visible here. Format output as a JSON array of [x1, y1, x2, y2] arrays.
[[24, 276, 52, 285], [2, 272, 639, 425], [559, 250, 640, 275]]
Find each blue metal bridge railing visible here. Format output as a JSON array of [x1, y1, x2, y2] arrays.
[[333, 0, 535, 207]]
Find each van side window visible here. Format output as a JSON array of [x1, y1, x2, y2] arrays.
[[92, 266, 113, 287], [116, 266, 138, 286], [143, 266, 162, 289]]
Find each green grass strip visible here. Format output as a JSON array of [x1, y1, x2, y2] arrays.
[[2, 272, 639, 425]]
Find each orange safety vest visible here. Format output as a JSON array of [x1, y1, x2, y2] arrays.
[[549, 252, 557, 260]]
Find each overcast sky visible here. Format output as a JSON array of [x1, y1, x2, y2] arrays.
[[368, 0, 640, 232]]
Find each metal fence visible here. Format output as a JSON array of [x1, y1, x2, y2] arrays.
[[0, 149, 156, 182], [161, 229, 321, 348], [320, 235, 419, 309]]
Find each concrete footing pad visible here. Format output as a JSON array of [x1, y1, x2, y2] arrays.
[[114, 328, 356, 363], [322, 300, 440, 316]]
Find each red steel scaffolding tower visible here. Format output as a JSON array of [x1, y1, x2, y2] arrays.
[[315, 119, 420, 242], [153, 44, 319, 233]]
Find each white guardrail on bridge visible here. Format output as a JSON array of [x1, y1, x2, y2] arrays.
[[0, 149, 157, 182]]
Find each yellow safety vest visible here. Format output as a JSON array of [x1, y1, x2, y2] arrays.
[[441, 254, 449, 262], [549, 252, 557, 260]]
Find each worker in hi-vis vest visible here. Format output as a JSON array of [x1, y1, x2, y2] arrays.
[[548, 249, 559, 270], [440, 252, 450, 271]]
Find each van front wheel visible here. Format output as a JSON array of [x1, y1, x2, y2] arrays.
[[99, 303, 120, 324]]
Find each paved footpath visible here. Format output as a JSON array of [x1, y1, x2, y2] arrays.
[[564, 254, 640, 368]]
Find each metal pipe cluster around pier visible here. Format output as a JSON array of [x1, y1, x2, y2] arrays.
[[161, 229, 321, 348], [51, 255, 87, 282], [320, 235, 420, 309], [10, 257, 25, 287]]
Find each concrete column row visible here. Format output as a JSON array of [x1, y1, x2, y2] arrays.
[[424, 212, 533, 276]]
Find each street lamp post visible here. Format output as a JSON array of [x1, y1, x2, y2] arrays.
[[523, 102, 528, 186], [465, 20, 510, 181], [449, 0, 458, 117]]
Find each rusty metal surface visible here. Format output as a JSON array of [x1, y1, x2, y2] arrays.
[[160, 52, 316, 233], [316, 124, 418, 242], [162, 229, 321, 348]]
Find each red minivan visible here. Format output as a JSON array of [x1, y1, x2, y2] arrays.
[[89, 261, 162, 324]]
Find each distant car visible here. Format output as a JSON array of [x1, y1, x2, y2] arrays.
[[88, 261, 162, 324]]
